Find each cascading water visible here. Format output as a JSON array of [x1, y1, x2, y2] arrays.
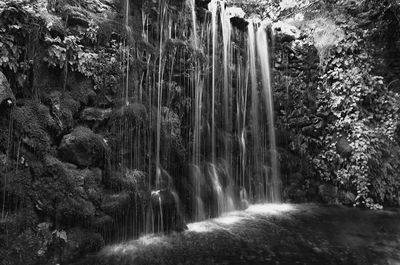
[[114, 0, 281, 239], [256, 23, 281, 202]]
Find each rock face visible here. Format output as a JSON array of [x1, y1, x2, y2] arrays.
[[59, 126, 110, 168], [0, 71, 15, 106]]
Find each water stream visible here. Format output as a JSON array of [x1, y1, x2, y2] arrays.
[[117, 0, 281, 238]]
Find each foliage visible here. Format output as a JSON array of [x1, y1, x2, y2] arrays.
[[312, 10, 400, 208], [44, 31, 122, 91], [0, 2, 42, 88]]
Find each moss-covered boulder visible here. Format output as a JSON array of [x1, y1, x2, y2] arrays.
[[32, 156, 101, 223], [11, 102, 54, 154], [0, 207, 41, 265], [59, 126, 110, 168], [43, 90, 80, 137], [100, 192, 131, 216], [60, 227, 105, 263], [80, 107, 112, 129]]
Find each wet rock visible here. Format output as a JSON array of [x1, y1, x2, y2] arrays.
[[108, 104, 148, 165], [162, 107, 181, 139], [0, 71, 15, 107], [59, 126, 110, 168], [11, 103, 53, 153], [101, 192, 131, 215], [1, 227, 41, 265], [32, 156, 98, 222], [92, 213, 113, 231], [107, 168, 148, 197], [67, 73, 97, 107], [318, 184, 338, 204], [44, 91, 78, 136], [336, 137, 353, 158], [61, 227, 105, 262], [109, 103, 148, 129], [284, 173, 307, 202], [80, 107, 112, 127], [151, 189, 186, 232], [83, 168, 103, 204], [339, 190, 356, 206]]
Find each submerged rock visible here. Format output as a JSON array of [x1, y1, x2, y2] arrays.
[[59, 126, 110, 168]]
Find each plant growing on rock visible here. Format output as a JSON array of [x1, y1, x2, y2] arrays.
[[313, 7, 400, 208]]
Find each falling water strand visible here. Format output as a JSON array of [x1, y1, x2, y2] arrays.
[[125, 0, 130, 105], [220, 1, 232, 165], [209, 0, 217, 164], [256, 24, 281, 202], [155, 1, 167, 189], [248, 21, 259, 200]]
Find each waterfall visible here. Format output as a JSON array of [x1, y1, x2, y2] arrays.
[[113, 0, 281, 239], [256, 24, 281, 202]]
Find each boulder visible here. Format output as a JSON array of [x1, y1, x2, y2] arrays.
[[336, 137, 353, 158], [81, 107, 112, 124], [92, 213, 113, 231], [11, 103, 53, 153], [150, 189, 186, 232], [339, 190, 356, 205], [67, 73, 96, 107], [318, 184, 338, 204], [61, 227, 105, 262], [44, 91, 78, 136], [59, 126, 110, 168], [0, 71, 15, 107], [106, 168, 148, 197], [32, 156, 100, 222]]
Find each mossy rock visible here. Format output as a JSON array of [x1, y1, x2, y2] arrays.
[[61, 227, 105, 262], [59, 126, 110, 168], [12, 102, 54, 154], [80, 107, 112, 130], [66, 72, 97, 107], [32, 156, 99, 223], [100, 192, 131, 215], [0, 207, 40, 265], [108, 103, 148, 130]]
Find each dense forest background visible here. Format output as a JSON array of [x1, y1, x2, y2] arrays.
[[0, 0, 400, 264]]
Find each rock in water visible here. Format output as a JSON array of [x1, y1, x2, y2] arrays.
[[0, 71, 15, 106]]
